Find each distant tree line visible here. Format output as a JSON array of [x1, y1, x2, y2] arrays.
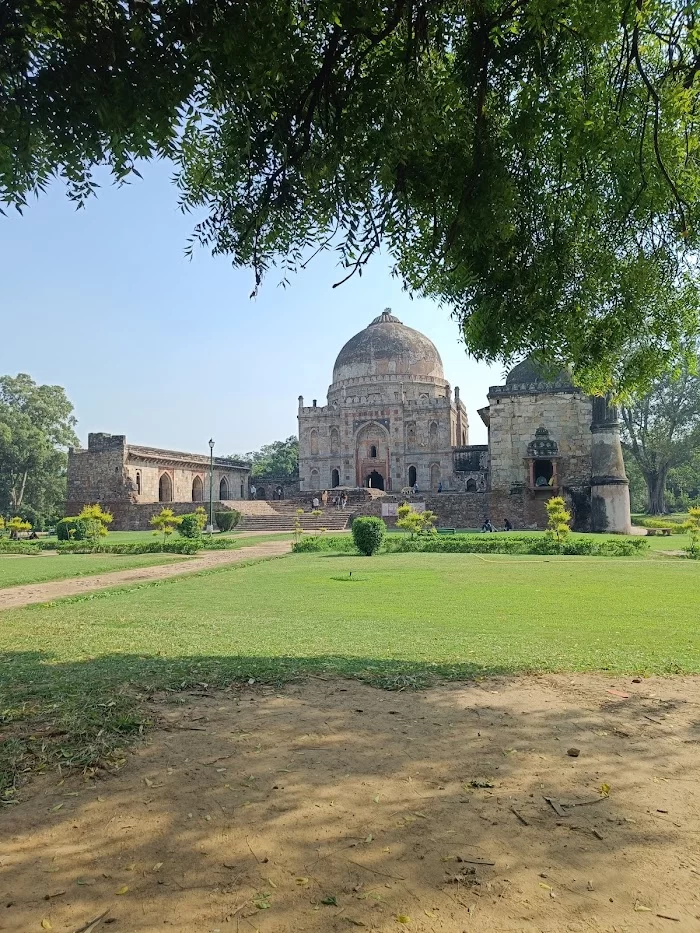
[[0, 374, 77, 529], [230, 436, 299, 479]]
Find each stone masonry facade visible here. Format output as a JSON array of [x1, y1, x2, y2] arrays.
[[67, 433, 250, 530]]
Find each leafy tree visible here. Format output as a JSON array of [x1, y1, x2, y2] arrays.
[[621, 360, 700, 514], [684, 507, 700, 559], [545, 496, 571, 545], [233, 437, 299, 478], [77, 504, 113, 536], [4, 3, 700, 391], [149, 508, 183, 549], [0, 374, 78, 518], [6, 516, 31, 539], [396, 503, 437, 537]]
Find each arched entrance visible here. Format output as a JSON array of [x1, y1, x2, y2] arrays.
[[366, 470, 385, 491], [408, 465, 417, 487], [430, 463, 441, 489], [331, 468, 340, 488], [192, 475, 203, 501], [158, 473, 172, 502], [219, 476, 230, 499], [310, 469, 320, 490]]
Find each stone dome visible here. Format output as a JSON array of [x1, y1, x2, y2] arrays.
[[506, 356, 574, 389], [332, 309, 444, 384]]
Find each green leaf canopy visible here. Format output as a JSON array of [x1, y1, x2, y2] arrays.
[[3, 1, 700, 390]]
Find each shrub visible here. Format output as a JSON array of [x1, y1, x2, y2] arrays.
[[55, 539, 204, 555], [396, 503, 437, 537], [352, 517, 386, 556], [178, 513, 204, 538], [216, 510, 241, 532], [596, 538, 648, 556], [56, 516, 102, 541], [684, 507, 700, 559], [77, 504, 113, 535], [149, 508, 183, 548], [0, 538, 42, 555], [292, 535, 356, 553], [545, 496, 571, 545], [632, 516, 687, 533]]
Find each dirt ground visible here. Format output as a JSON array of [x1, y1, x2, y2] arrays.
[[2, 675, 700, 933], [0, 541, 291, 610]]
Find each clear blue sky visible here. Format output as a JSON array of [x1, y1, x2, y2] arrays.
[[1, 160, 504, 453]]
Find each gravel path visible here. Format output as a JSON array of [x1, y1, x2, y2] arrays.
[[0, 540, 291, 610]]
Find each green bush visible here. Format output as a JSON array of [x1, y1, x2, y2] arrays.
[[56, 517, 102, 541], [292, 535, 356, 553], [595, 538, 648, 556], [216, 510, 241, 532], [178, 514, 203, 539], [55, 539, 204, 555], [385, 533, 648, 557], [352, 517, 386, 556], [632, 516, 687, 533], [0, 539, 42, 555]]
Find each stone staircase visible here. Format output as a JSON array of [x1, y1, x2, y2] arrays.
[[231, 499, 353, 532]]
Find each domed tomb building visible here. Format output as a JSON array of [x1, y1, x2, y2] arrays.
[[298, 310, 468, 493], [299, 309, 631, 532]]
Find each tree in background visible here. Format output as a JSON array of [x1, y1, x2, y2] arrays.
[[149, 508, 182, 549], [545, 497, 571, 546], [0, 374, 78, 523], [3, 3, 700, 392], [233, 437, 299, 478], [621, 360, 700, 514]]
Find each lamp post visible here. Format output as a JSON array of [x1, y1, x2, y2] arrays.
[[208, 438, 215, 535]]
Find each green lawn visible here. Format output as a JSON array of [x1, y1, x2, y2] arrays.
[[37, 530, 294, 546], [1, 550, 697, 793], [0, 552, 187, 589]]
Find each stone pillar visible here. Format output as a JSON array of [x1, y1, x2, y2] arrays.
[[455, 386, 463, 446], [590, 397, 632, 534]]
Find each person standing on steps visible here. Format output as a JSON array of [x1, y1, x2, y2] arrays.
[[321, 490, 328, 507], [250, 484, 257, 500]]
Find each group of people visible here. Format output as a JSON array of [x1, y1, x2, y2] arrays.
[[310, 490, 348, 511], [481, 518, 513, 533]]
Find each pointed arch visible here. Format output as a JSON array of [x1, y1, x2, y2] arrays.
[[310, 469, 320, 490], [219, 476, 230, 500], [330, 427, 340, 455], [408, 465, 417, 487], [309, 429, 319, 455], [466, 478, 477, 492], [430, 463, 441, 489], [429, 421, 439, 449], [158, 473, 172, 502], [331, 468, 340, 488], [192, 475, 204, 501]]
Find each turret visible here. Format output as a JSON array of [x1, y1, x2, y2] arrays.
[[590, 397, 632, 533]]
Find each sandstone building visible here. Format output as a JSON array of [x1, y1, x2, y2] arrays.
[[67, 433, 250, 530], [299, 310, 631, 532]]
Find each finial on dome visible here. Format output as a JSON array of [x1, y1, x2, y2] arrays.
[[370, 308, 402, 325]]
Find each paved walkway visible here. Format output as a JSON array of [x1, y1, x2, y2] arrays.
[[0, 540, 292, 610]]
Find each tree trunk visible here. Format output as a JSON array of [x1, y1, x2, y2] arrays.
[[644, 469, 668, 514]]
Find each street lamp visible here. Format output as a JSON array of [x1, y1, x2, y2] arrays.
[[208, 438, 215, 535]]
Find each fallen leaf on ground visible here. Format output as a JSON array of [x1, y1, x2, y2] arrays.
[[396, 915, 411, 924], [41, 920, 52, 930], [296, 878, 310, 886], [115, 885, 129, 895], [152, 863, 163, 872], [634, 902, 652, 912], [321, 895, 338, 906], [601, 783, 611, 797], [539, 883, 552, 891]]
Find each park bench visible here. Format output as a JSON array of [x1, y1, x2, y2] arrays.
[[646, 527, 673, 536], [437, 528, 456, 534]]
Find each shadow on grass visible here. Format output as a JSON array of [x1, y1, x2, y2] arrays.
[[0, 650, 510, 795]]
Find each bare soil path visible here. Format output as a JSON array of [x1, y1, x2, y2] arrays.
[[0, 540, 291, 609], [3, 675, 700, 932]]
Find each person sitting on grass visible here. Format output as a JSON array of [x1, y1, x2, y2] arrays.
[[504, 518, 513, 531]]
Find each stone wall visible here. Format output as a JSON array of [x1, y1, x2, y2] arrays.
[[487, 391, 593, 489], [62, 499, 237, 531], [353, 491, 550, 530], [67, 434, 130, 503]]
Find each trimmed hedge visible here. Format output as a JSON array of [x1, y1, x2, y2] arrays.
[[292, 534, 356, 553], [352, 517, 386, 556], [216, 510, 241, 532], [55, 539, 204, 555], [632, 516, 687, 534], [0, 539, 42, 555], [293, 532, 648, 557]]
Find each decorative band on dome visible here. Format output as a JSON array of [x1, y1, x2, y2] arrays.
[[370, 309, 402, 325]]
